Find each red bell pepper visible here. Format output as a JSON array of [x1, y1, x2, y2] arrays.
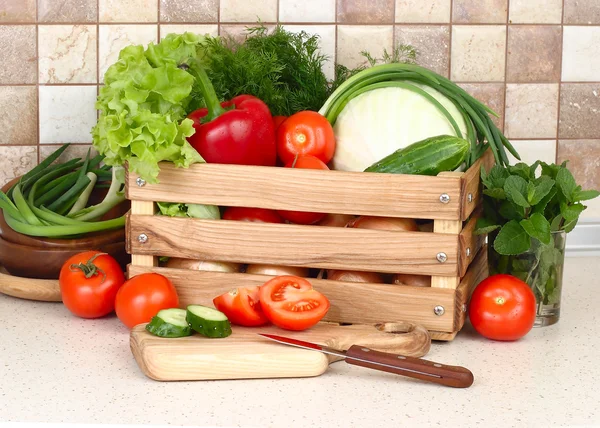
[[186, 68, 276, 166]]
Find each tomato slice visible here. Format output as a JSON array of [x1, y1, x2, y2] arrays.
[[213, 286, 269, 327], [259, 276, 330, 331], [223, 207, 284, 223]]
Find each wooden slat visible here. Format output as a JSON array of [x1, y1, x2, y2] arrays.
[[128, 215, 460, 275], [461, 149, 495, 221], [126, 162, 463, 220], [454, 245, 488, 332], [431, 171, 463, 289], [128, 266, 457, 332], [129, 201, 157, 267], [458, 207, 485, 277], [429, 331, 457, 341]]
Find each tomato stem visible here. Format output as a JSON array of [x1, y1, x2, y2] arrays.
[[69, 252, 107, 282]]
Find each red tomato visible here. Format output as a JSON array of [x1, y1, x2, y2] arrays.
[[272, 115, 287, 131], [469, 274, 536, 341], [213, 286, 269, 327], [277, 155, 328, 225], [59, 251, 125, 319], [277, 111, 335, 165], [115, 273, 179, 329], [223, 207, 284, 223], [259, 276, 330, 331]]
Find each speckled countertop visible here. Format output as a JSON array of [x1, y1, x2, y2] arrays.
[[1, 257, 599, 428]]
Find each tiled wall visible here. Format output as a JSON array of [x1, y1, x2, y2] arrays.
[[0, 0, 598, 217]]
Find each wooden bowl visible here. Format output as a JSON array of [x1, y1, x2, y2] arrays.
[[0, 176, 130, 279]]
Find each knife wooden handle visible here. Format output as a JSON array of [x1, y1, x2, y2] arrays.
[[345, 345, 474, 388]]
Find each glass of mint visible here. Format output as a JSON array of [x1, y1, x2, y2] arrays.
[[476, 161, 599, 327]]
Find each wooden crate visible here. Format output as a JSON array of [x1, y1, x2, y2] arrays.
[[125, 150, 494, 341]]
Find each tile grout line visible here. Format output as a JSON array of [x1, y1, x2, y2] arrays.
[[448, 0, 454, 79], [334, 0, 338, 75], [555, 0, 566, 164], [392, 0, 396, 51], [157, 0, 161, 40], [96, 0, 100, 125], [1, 21, 590, 26], [217, 0, 221, 35], [502, 1, 509, 136], [35, 0, 40, 164]]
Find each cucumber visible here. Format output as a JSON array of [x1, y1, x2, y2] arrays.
[[186, 305, 232, 338], [145, 308, 193, 338], [364, 135, 471, 176]]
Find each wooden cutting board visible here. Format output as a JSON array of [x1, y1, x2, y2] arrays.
[[130, 321, 431, 381]]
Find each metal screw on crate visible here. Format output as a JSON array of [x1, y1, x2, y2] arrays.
[[466, 248, 471, 257], [436, 252, 447, 263], [138, 233, 148, 244], [434, 306, 445, 316], [439, 193, 450, 204], [136, 177, 146, 187], [467, 193, 473, 203]]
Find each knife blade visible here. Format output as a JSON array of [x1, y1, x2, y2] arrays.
[[259, 333, 474, 388]]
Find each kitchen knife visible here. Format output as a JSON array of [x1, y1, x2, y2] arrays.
[[259, 333, 474, 388]]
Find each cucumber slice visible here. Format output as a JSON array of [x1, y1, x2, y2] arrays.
[[145, 308, 192, 338], [186, 305, 232, 338]]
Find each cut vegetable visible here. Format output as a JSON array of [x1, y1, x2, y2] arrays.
[[146, 309, 193, 338], [186, 305, 232, 338]]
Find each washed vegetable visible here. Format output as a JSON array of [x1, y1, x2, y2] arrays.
[[320, 64, 519, 171], [0, 145, 126, 238], [186, 90, 276, 166], [476, 161, 599, 306], [157, 201, 220, 220], [393, 274, 431, 287], [213, 286, 269, 327], [276, 111, 335, 165], [146, 308, 193, 338], [277, 156, 328, 225], [365, 135, 470, 176], [115, 273, 179, 329], [92, 33, 205, 183], [246, 264, 309, 278], [327, 270, 384, 283], [186, 305, 232, 338], [348, 216, 418, 232], [59, 251, 125, 319], [316, 214, 355, 227], [166, 258, 241, 272], [223, 207, 284, 223], [259, 276, 330, 331], [469, 274, 536, 341]]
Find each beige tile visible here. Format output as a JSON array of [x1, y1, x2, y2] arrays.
[[0, 26, 36, 84], [453, 0, 507, 23], [337, 0, 394, 24], [0, 146, 38, 187], [559, 84, 600, 139], [99, 25, 158, 81], [220, 0, 277, 22], [39, 25, 97, 84], [337, 25, 394, 69], [280, 0, 335, 22], [38, 0, 97, 22], [450, 25, 506, 82], [395, 0, 450, 23], [562, 27, 600, 82], [506, 25, 561, 83], [395, 25, 449, 77], [284, 25, 336, 80], [557, 140, 600, 193], [160, 0, 218, 23], [504, 84, 559, 139], [0, 87, 37, 146], [458, 83, 505, 131], [39, 86, 98, 144], [161, 24, 219, 39], [507, 140, 556, 165], [40, 144, 97, 163], [564, 0, 600, 25], [0, 0, 36, 22], [508, 0, 562, 24], [99, 0, 157, 22]]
